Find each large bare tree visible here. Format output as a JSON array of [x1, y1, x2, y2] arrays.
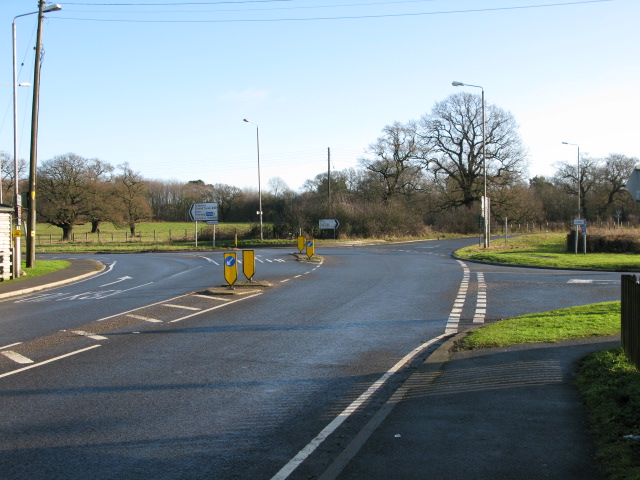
[[416, 92, 527, 209], [359, 121, 424, 203]]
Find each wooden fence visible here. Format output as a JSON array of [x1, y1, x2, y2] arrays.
[[621, 275, 640, 369]]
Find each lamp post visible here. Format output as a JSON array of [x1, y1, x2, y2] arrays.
[[243, 119, 263, 241], [452, 81, 489, 247], [26, 2, 62, 268], [562, 141, 581, 254]]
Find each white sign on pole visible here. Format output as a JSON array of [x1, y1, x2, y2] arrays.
[[319, 219, 340, 230], [189, 203, 218, 223]]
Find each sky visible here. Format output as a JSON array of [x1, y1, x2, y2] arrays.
[[0, 0, 637, 193]]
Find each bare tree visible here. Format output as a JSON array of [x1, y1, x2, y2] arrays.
[[416, 92, 527, 209], [553, 156, 599, 219], [359, 121, 424, 202], [113, 163, 151, 236]]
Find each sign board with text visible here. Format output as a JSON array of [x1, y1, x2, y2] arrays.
[[189, 203, 218, 224]]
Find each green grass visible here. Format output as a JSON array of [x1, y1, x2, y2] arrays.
[[575, 349, 640, 480], [459, 302, 621, 349], [4, 259, 72, 283], [456, 233, 640, 270]]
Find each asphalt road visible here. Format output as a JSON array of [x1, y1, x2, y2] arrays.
[[0, 239, 621, 479]]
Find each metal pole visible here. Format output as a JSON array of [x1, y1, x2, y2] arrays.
[[481, 88, 489, 248], [12, 19, 21, 278], [256, 125, 263, 241]]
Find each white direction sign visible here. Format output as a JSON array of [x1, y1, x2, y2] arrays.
[[189, 203, 219, 223], [626, 167, 640, 203], [319, 219, 340, 230]]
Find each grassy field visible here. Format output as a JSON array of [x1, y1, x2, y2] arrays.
[[456, 233, 640, 270]]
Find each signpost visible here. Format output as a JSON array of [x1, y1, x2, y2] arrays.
[[242, 250, 255, 281], [319, 219, 339, 230], [223, 253, 237, 287], [306, 239, 314, 259], [190, 203, 219, 248], [319, 219, 340, 239], [297, 236, 305, 253], [189, 203, 218, 223]]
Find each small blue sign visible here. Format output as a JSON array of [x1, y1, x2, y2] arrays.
[[225, 256, 236, 267], [307, 240, 313, 247]]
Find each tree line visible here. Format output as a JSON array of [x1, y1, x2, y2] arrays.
[[1, 92, 638, 240]]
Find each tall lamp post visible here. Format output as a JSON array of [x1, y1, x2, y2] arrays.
[[452, 81, 489, 247], [243, 119, 263, 241], [26, 1, 62, 268], [562, 141, 581, 254]]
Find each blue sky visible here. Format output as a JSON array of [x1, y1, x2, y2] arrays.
[[0, 0, 637, 192]]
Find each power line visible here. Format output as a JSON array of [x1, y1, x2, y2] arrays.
[[53, 0, 612, 22]]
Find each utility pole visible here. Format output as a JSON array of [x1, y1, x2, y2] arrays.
[[26, 0, 46, 268]]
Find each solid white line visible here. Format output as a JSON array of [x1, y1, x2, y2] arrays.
[[169, 293, 261, 323], [1, 350, 34, 364], [72, 330, 108, 341], [0, 345, 101, 379], [191, 294, 232, 301], [1, 342, 22, 351], [127, 314, 163, 323], [165, 304, 202, 311], [270, 334, 449, 480]]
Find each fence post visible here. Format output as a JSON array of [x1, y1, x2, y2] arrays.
[[621, 274, 640, 369]]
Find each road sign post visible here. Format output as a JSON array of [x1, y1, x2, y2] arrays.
[[297, 236, 305, 253], [223, 253, 237, 288], [189, 203, 218, 223], [306, 239, 314, 259], [242, 250, 255, 281]]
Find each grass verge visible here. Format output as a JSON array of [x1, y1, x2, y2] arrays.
[[575, 349, 640, 480], [456, 233, 640, 270], [458, 302, 620, 349], [4, 260, 72, 283]]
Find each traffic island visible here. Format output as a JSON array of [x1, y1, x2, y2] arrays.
[[199, 280, 272, 296]]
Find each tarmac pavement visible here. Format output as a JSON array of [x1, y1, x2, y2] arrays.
[[0, 260, 621, 479], [329, 334, 620, 480]]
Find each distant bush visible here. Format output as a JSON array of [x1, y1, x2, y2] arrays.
[[567, 228, 640, 253]]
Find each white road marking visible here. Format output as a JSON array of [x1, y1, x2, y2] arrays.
[[72, 331, 108, 341], [99, 276, 132, 287], [192, 294, 231, 301], [165, 304, 202, 311], [1, 350, 34, 364], [197, 256, 219, 266], [445, 261, 470, 334], [473, 272, 487, 324], [1, 342, 22, 350], [169, 293, 262, 323], [270, 333, 449, 480], [126, 314, 163, 323], [568, 279, 618, 284], [0, 346, 101, 379]]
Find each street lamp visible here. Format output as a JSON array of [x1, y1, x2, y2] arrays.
[[562, 141, 581, 254], [26, 2, 62, 268], [243, 119, 263, 241], [452, 81, 489, 247]]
